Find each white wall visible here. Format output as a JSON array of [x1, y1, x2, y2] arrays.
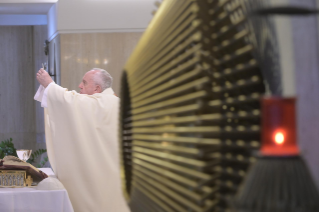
[[47, 0, 155, 40], [289, 0, 319, 190]]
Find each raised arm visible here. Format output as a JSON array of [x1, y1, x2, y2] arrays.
[[36, 68, 53, 88]]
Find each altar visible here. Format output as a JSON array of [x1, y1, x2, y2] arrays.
[[0, 168, 74, 212]]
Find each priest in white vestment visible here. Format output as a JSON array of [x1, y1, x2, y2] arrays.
[[34, 68, 130, 212]]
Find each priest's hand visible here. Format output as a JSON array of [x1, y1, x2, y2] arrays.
[[36, 68, 53, 88]]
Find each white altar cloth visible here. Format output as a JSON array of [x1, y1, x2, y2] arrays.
[[0, 168, 74, 212]]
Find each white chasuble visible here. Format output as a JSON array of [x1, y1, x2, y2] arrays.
[[43, 84, 130, 212]]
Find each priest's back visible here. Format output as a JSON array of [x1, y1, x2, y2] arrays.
[[44, 83, 130, 212]]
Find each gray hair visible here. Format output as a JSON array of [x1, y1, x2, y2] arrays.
[[91, 68, 113, 91]]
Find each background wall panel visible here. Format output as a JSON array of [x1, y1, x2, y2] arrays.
[[60, 32, 143, 94], [33, 25, 48, 151], [0, 26, 36, 149]]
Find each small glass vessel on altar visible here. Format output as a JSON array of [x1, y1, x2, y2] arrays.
[[16, 150, 32, 162]]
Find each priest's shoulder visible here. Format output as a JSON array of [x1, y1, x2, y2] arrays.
[[96, 91, 119, 101]]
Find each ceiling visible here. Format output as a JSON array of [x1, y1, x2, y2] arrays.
[[0, 3, 54, 14]]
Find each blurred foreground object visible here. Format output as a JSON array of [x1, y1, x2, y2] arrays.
[[234, 97, 319, 212], [119, 0, 282, 211], [252, 6, 319, 16]]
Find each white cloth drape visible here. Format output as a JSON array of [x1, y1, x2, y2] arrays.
[[0, 168, 73, 212], [0, 188, 74, 212]]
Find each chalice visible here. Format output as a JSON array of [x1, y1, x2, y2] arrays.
[[16, 150, 32, 162]]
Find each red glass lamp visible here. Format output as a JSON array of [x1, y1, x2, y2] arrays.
[[234, 97, 319, 212], [261, 97, 299, 156]]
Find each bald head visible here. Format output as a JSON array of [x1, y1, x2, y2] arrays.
[[78, 68, 113, 95]]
